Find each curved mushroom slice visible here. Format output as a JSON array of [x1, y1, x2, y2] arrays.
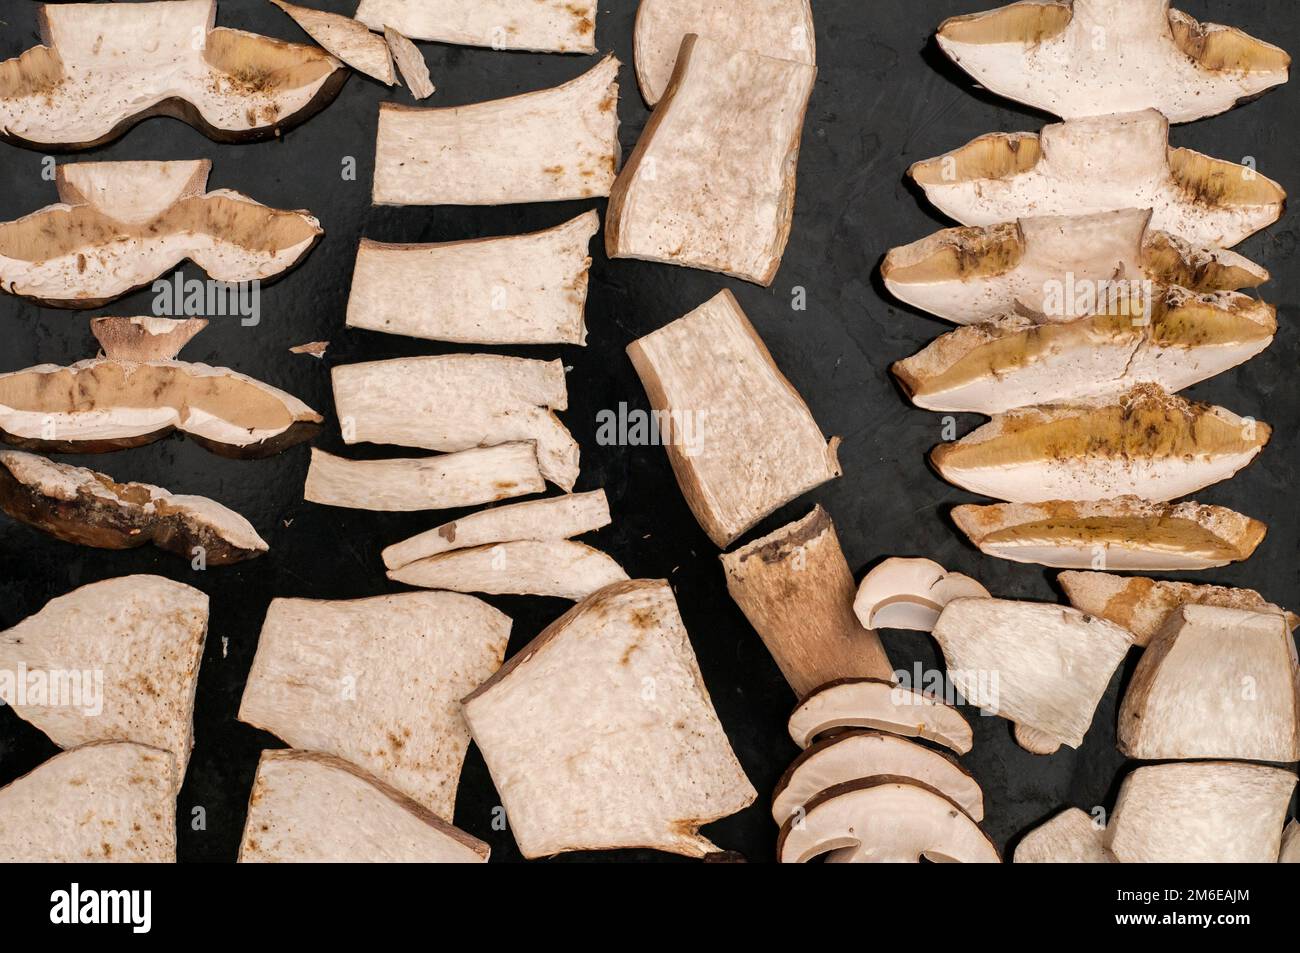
[[384, 27, 435, 100], [788, 678, 973, 755], [931, 386, 1270, 503], [238, 751, 488, 864], [347, 212, 598, 345], [1105, 762, 1296, 863], [91, 316, 209, 362], [0, 743, 176, 863], [0, 449, 267, 564], [388, 539, 629, 601], [777, 778, 999, 863], [355, 0, 597, 53], [608, 36, 816, 286], [912, 110, 1285, 248], [953, 498, 1267, 571], [1282, 821, 1300, 863], [853, 557, 990, 633], [374, 55, 619, 206], [932, 598, 1133, 753], [1118, 605, 1300, 762], [270, 0, 394, 84], [936, 0, 1290, 124], [1013, 808, 1111, 863]]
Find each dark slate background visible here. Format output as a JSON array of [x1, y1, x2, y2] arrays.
[[0, 0, 1295, 863]]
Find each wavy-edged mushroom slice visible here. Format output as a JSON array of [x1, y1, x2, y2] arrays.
[[374, 55, 619, 206], [347, 212, 598, 345], [238, 750, 488, 863], [1106, 761, 1296, 863], [388, 539, 629, 601], [1118, 605, 1300, 762], [931, 385, 1270, 504], [933, 598, 1133, 754], [303, 444, 545, 512], [1282, 821, 1300, 863], [608, 35, 815, 286], [912, 110, 1284, 248], [936, 0, 1290, 124], [788, 678, 973, 755], [0, 449, 267, 564], [953, 498, 1266, 570], [90, 316, 209, 362], [355, 0, 597, 53], [0, 742, 176, 863], [383, 27, 434, 100], [1013, 808, 1112, 863], [239, 592, 510, 819], [270, 0, 394, 84], [853, 557, 990, 633]]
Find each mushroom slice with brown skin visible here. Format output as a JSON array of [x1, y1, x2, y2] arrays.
[[270, 0, 395, 84], [347, 212, 598, 345], [608, 36, 815, 286], [788, 679, 973, 755], [1013, 808, 1112, 863], [853, 557, 990, 633], [373, 55, 619, 206], [383, 27, 434, 100], [354, 0, 597, 53], [289, 340, 329, 358], [238, 750, 488, 863], [388, 539, 629, 601], [90, 316, 209, 362], [1282, 821, 1300, 863], [1118, 605, 1300, 762]]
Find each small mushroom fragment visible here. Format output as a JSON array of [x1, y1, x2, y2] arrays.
[[1105, 761, 1296, 863], [777, 778, 999, 863], [374, 55, 620, 206], [347, 212, 598, 345], [1281, 821, 1300, 863], [1013, 808, 1112, 863], [953, 498, 1266, 570], [0, 743, 176, 863], [383, 27, 435, 100], [238, 751, 488, 864], [1118, 605, 1300, 762], [608, 36, 815, 285], [462, 580, 756, 858], [389, 540, 629, 601], [627, 291, 840, 547], [289, 340, 329, 358], [355, 0, 597, 53], [788, 679, 973, 755], [270, 0, 395, 84], [853, 557, 989, 633], [90, 316, 208, 362]]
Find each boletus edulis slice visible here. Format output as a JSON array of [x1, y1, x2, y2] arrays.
[[355, 0, 597, 53], [269, 0, 395, 85], [788, 678, 973, 755], [1013, 808, 1112, 863], [389, 539, 629, 601], [1282, 821, 1300, 863], [853, 556, 989, 633], [383, 27, 435, 100], [90, 316, 210, 362]]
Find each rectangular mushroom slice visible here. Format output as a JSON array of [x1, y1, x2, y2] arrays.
[[462, 579, 756, 858], [347, 212, 598, 345], [383, 27, 435, 100], [626, 290, 840, 547], [239, 592, 511, 819], [270, 0, 395, 84], [389, 539, 628, 601], [608, 35, 816, 286], [355, 0, 597, 53], [373, 55, 619, 206]]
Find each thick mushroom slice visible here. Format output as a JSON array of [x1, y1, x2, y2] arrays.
[[238, 751, 488, 863], [239, 592, 510, 819], [0, 449, 267, 564], [777, 779, 999, 863], [388, 539, 629, 601], [0, 743, 176, 863], [354, 0, 597, 53], [788, 679, 973, 755], [1282, 821, 1300, 863], [373, 56, 619, 206], [347, 212, 598, 345], [627, 291, 840, 547], [953, 498, 1266, 570], [383, 27, 434, 100], [931, 385, 1270, 503], [462, 580, 756, 858], [936, 0, 1290, 124], [1118, 605, 1300, 762], [90, 316, 209, 362], [1013, 808, 1111, 863], [270, 0, 395, 84], [608, 35, 815, 286], [853, 557, 990, 633], [932, 598, 1133, 753], [1106, 762, 1296, 863]]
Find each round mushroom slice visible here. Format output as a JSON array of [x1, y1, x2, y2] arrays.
[[853, 557, 989, 632], [777, 778, 999, 863], [788, 678, 973, 755]]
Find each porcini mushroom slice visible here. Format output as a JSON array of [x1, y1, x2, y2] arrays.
[[1013, 808, 1111, 863], [91, 316, 209, 362], [1118, 605, 1300, 762], [0, 576, 207, 784], [777, 778, 999, 863], [383, 27, 434, 100], [347, 212, 598, 345], [608, 35, 815, 286], [931, 386, 1270, 503], [270, 0, 395, 84], [355, 0, 597, 53], [627, 291, 840, 547], [388, 539, 629, 601], [772, 731, 985, 826], [853, 557, 990, 633], [788, 679, 973, 755], [1106, 762, 1296, 863], [239, 592, 510, 819], [238, 750, 488, 864], [0, 449, 267, 564], [303, 445, 545, 512], [332, 355, 578, 491], [913, 110, 1285, 248], [932, 598, 1133, 753], [0, 743, 176, 863], [936, 0, 1290, 124], [1281, 821, 1300, 863], [462, 580, 757, 859], [953, 498, 1266, 570], [0, 0, 344, 150], [373, 55, 619, 206]]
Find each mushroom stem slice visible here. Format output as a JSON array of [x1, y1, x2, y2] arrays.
[[853, 557, 990, 633], [1014, 808, 1112, 863], [90, 316, 208, 362], [270, 0, 395, 85], [787, 678, 973, 755], [388, 539, 629, 601], [383, 27, 435, 100], [1281, 820, 1300, 863], [355, 0, 597, 53]]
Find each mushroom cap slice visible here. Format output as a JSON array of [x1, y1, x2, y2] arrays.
[[1281, 820, 1300, 863], [270, 0, 395, 85], [90, 316, 208, 362], [355, 0, 597, 53], [853, 557, 990, 633], [0, 742, 176, 863], [384, 27, 435, 100], [387, 539, 629, 601], [1013, 808, 1112, 863], [788, 678, 973, 755]]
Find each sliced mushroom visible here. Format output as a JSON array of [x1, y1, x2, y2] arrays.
[[289, 340, 329, 358], [936, 0, 1290, 124], [383, 27, 435, 100], [355, 0, 597, 53], [374, 55, 619, 206], [462, 579, 756, 858], [608, 35, 815, 286], [347, 212, 598, 345], [388, 539, 629, 601], [788, 678, 973, 755], [90, 316, 209, 362], [1013, 808, 1112, 863], [853, 557, 990, 633], [270, 0, 394, 84], [1281, 820, 1300, 863]]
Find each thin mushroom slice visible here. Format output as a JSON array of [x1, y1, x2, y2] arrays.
[[383, 27, 435, 100], [788, 678, 973, 755], [853, 557, 990, 633], [270, 0, 395, 84], [90, 316, 208, 362], [355, 0, 597, 53], [1282, 821, 1300, 863], [1013, 808, 1112, 863], [388, 539, 629, 601]]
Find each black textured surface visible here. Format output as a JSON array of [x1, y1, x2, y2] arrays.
[[0, 0, 1296, 863]]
